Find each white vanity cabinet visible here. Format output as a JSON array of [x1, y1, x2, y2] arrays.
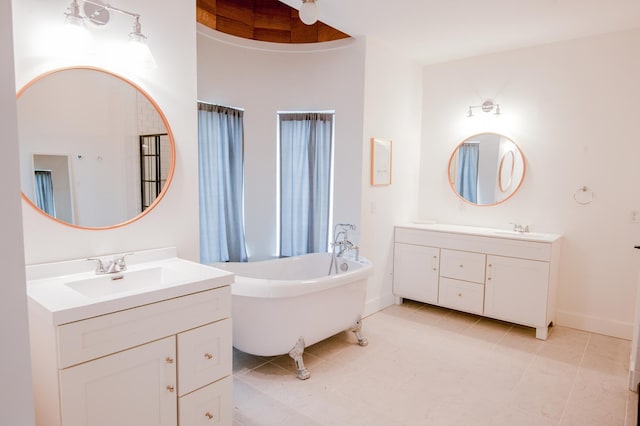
[[58, 336, 178, 426], [392, 243, 440, 304], [26, 249, 234, 426], [393, 224, 562, 339], [484, 255, 551, 331]]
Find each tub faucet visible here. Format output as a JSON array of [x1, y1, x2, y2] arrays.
[[87, 253, 133, 275], [329, 224, 359, 275], [337, 240, 359, 259]]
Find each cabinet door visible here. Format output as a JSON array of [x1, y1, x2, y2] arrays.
[[59, 336, 177, 426], [484, 255, 550, 327], [393, 243, 439, 304]]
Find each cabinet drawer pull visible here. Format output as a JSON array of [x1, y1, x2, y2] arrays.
[[458, 293, 462, 297], [459, 264, 464, 268], [432, 268, 437, 271], [205, 412, 214, 420], [165, 356, 174, 364], [166, 385, 175, 392], [204, 352, 214, 360]]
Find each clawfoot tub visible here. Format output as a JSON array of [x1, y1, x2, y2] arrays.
[[214, 252, 372, 379]]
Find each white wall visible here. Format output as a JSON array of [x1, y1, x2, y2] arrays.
[[419, 29, 640, 338], [1, 0, 35, 423], [196, 28, 423, 314], [13, 0, 200, 264], [360, 37, 423, 314], [197, 27, 366, 260]]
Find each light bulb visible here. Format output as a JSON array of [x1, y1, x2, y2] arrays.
[[299, 0, 318, 25], [125, 36, 157, 70], [126, 18, 157, 70], [60, 14, 92, 56]]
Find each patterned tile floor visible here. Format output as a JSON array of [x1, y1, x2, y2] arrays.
[[233, 301, 638, 425]]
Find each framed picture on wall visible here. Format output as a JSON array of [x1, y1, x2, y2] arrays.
[[370, 138, 392, 186]]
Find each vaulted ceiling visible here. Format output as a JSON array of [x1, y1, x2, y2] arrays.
[[278, 0, 640, 65], [197, 0, 640, 64], [196, 0, 349, 44]]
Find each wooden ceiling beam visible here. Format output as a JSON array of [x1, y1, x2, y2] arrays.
[[196, 0, 349, 44]]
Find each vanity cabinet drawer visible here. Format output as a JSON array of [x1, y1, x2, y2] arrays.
[[177, 319, 232, 396], [57, 287, 231, 368], [178, 375, 232, 426], [440, 249, 486, 283], [439, 277, 484, 315]]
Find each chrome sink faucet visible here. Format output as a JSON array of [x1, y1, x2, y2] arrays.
[[511, 223, 530, 233], [87, 253, 133, 275]]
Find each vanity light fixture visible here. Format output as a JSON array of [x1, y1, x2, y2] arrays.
[[64, 0, 86, 28], [299, 0, 319, 25], [467, 99, 501, 117], [63, 0, 156, 68], [62, 0, 92, 52]]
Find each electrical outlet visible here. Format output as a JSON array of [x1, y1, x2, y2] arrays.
[[632, 210, 640, 223]]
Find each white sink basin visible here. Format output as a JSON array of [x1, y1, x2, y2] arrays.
[[64, 267, 163, 299], [26, 247, 234, 325], [490, 230, 532, 236], [486, 229, 558, 241]]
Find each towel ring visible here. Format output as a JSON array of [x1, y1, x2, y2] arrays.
[[573, 186, 593, 205]]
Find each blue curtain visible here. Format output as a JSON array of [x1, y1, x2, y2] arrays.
[[34, 170, 56, 217], [279, 112, 333, 257], [456, 143, 479, 203], [198, 103, 248, 263]]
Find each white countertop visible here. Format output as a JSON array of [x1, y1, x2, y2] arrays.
[[26, 247, 234, 325], [396, 223, 562, 243]]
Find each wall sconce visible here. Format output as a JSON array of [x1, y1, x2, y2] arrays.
[[299, 0, 319, 25], [467, 99, 501, 117], [63, 0, 156, 69]]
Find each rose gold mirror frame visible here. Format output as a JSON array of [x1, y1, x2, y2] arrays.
[[17, 66, 176, 230], [447, 132, 525, 207]]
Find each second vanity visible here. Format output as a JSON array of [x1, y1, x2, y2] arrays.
[[393, 223, 562, 339], [26, 247, 234, 426]]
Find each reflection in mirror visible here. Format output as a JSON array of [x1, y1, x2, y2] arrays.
[[448, 133, 525, 206], [17, 67, 174, 229], [498, 150, 515, 193]]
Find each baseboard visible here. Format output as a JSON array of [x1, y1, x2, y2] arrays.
[[555, 309, 633, 340], [628, 369, 640, 392], [363, 294, 395, 318]]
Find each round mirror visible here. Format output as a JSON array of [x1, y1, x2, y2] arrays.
[[17, 67, 175, 229], [448, 133, 525, 206]]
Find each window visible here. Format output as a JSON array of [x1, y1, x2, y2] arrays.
[[198, 102, 248, 263], [34, 170, 56, 217], [278, 112, 334, 257], [139, 133, 169, 212]]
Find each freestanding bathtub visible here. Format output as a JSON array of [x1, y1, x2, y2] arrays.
[[214, 252, 373, 379]]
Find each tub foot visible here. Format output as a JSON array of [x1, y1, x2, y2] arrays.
[[289, 337, 310, 380], [351, 317, 368, 347]]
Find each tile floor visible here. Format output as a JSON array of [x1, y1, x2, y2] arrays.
[[232, 301, 638, 425]]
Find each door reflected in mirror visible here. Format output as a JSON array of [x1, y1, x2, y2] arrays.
[[448, 133, 525, 206], [17, 67, 175, 229]]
